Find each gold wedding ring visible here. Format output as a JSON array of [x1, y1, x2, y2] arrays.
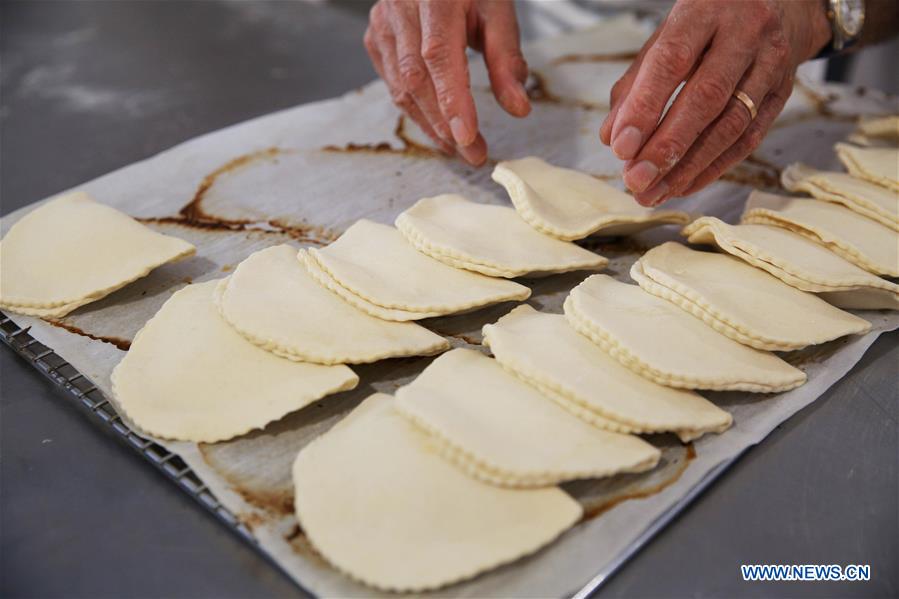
[[733, 90, 758, 120]]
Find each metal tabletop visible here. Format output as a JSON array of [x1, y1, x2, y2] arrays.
[[1, 2, 896, 597]]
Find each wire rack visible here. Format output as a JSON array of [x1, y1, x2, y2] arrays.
[[3, 308, 748, 597], [0, 311, 255, 543]]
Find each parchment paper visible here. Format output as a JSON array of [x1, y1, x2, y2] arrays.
[[2, 16, 897, 598]]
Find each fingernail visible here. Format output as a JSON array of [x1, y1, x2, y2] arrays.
[[450, 116, 474, 147], [624, 160, 659, 193], [500, 83, 530, 116], [641, 181, 670, 206], [612, 125, 643, 160]]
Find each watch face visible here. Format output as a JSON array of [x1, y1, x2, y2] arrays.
[[838, 0, 865, 38]]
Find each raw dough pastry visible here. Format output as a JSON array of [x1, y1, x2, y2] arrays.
[[482, 305, 732, 441], [564, 275, 807, 392], [0, 191, 195, 317], [395, 194, 607, 277], [631, 242, 870, 351], [856, 114, 899, 141], [111, 280, 358, 442], [491, 157, 691, 241], [395, 349, 660, 487], [782, 163, 898, 231], [214, 245, 448, 364], [835, 143, 899, 192], [741, 191, 899, 276], [299, 250, 440, 321], [307, 220, 530, 317], [292, 393, 582, 592], [682, 217, 899, 310]]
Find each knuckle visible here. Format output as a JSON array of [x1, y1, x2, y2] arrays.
[[653, 39, 695, 77], [392, 90, 415, 110], [421, 33, 452, 65], [719, 107, 750, 140], [744, 125, 766, 151], [628, 92, 658, 118], [693, 77, 732, 110], [397, 54, 427, 91], [654, 138, 688, 169]]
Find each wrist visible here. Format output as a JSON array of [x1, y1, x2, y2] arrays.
[[807, 0, 835, 59]]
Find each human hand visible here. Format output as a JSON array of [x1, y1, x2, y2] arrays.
[[599, 0, 833, 205], [364, 0, 531, 166]]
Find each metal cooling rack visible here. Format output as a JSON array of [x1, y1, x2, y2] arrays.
[[0, 311, 255, 543], [3, 308, 748, 597]]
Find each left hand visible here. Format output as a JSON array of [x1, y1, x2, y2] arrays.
[[599, 0, 833, 206]]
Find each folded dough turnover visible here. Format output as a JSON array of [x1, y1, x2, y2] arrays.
[[111, 280, 358, 442], [299, 250, 440, 321], [564, 275, 806, 392], [491, 157, 690, 241], [214, 245, 448, 364], [0, 191, 195, 317], [292, 393, 582, 592], [835, 143, 899, 192], [631, 242, 870, 351], [395, 349, 660, 487], [782, 163, 898, 231], [742, 191, 899, 276], [682, 217, 899, 310], [482, 305, 732, 440], [307, 220, 530, 316], [856, 114, 899, 141], [395, 194, 607, 277]]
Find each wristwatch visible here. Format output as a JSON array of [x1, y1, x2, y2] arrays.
[[818, 0, 865, 57]]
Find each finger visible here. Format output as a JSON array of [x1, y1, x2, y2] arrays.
[[374, 14, 453, 152], [455, 132, 488, 166], [420, 0, 480, 147], [609, 5, 715, 160], [405, 103, 457, 156], [387, 0, 454, 143], [680, 75, 793, 197], [600, 26, 662, 144], [479, 0, 530, 117], [622, 34, 756, 197], [634, 55, 780, 205]]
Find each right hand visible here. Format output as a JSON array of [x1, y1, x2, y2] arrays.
[[364, 0, 532, 165]]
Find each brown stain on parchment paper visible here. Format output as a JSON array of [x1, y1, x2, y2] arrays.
[[551, 51, 640, 66], [569, 442, 696, 521], [138, 146, 342, 246], [43, 319, 132, 351], [323, 115, 443, 159]]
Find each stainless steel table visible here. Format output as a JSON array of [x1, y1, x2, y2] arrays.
[[1, 2, 896, 597]]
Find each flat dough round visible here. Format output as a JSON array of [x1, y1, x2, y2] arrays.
[[299, 250, 440, 321], [491, 157, 690, 241], [215, 245, 448, 364], [111, 280, 358, 442], [395, 194, 607, 277], [682, 217, 899, 310], [782, 163, 898, 231], [742, 191, 899, 276], [0, 192, 195, 316], [292, 393, 582, 592], [308, 220, 530, 313], [835, 143, 899, 192], [632, 242, 871, 351], [564, 275, 807, 392], [482, 305, 732, 439], [395, 349, 660, 487]]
